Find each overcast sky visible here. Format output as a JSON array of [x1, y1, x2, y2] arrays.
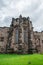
[[0, 0, 43, 31]]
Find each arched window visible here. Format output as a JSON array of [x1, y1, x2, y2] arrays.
[[15, 28, 19, 43], [24, 28, 28, 43]]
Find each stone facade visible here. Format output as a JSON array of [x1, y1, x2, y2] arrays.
[[0, 15, 43, 54]]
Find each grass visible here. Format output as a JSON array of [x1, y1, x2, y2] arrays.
[[0, 54, 43, 65]]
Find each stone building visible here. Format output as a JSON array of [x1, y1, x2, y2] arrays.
[[0, 15, 43, 54]]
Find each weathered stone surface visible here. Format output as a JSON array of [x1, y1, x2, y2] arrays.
[[0, 15, 43, 54]]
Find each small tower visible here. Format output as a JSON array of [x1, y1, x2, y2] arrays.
[[19, 15, 22, 18]]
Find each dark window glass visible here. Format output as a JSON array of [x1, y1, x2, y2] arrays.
[[24, 28, 28, 43], [0, 37, 4, 41], [15, 29, 18, 43], [42, 40, 43, 43]]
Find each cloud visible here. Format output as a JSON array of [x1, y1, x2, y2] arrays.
[[0, 0, 43, 31], [0, 0, 5, 10]]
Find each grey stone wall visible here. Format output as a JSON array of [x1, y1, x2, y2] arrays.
[[0, 15, 43, 54]]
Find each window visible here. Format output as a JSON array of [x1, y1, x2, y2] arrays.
[[7, 31, 9, 33], [42, 40, 43, 44], [35, 43, 36, 45], [0, 37, 4, 41], [15, 29, 19, 43], [24, 28, 28, 43]]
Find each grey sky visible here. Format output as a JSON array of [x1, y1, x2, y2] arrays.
[[0, 0, 43, 31]]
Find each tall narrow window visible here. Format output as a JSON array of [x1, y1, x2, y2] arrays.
[[15, 28, 19, 43], [24, 28, 28, 43]]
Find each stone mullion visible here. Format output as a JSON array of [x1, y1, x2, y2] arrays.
[[28, 22, 33, 54], [22, 27, 24, 43]]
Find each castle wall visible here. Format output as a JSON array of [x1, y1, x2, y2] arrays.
[[0, 15, 43, 54], [7, 15, 32, 54], [0, 27, 9, 53], [33, 31, 43, 53]]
